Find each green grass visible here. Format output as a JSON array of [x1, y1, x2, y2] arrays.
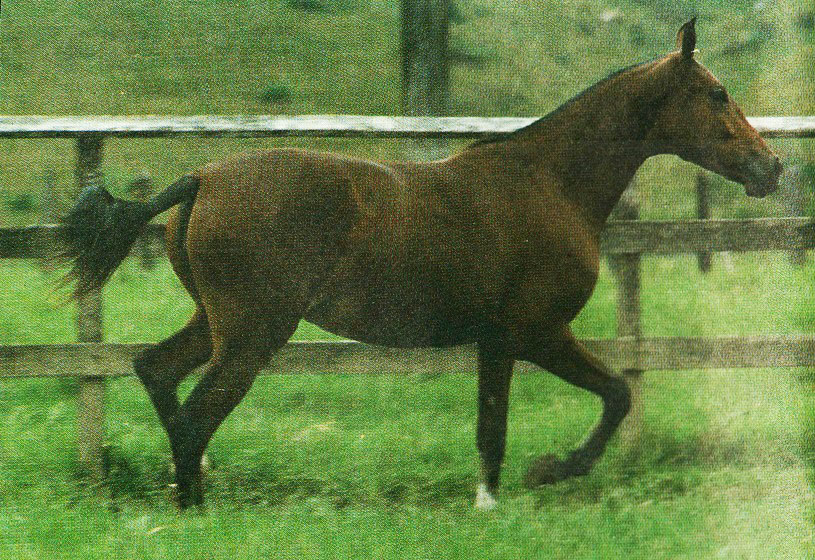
[[2, 254, 814, 558], [1, 0, 814, 557], [0, 367, 811, 559]]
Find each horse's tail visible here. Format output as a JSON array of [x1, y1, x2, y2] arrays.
[[59, 174, 200, 299]]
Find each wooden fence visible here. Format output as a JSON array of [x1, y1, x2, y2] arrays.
[[1, 115, 815, 480]]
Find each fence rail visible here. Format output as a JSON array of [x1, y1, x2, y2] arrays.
[[1, 114, 814, 139], [1, 114, 813, 480], [4, 217, 815, 260], [3, 335, 815, 380]]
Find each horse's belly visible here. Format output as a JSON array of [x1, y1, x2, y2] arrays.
[[304, 292, 482, 348], [303, 255, 486, 348], [304, 307, 483, 346]]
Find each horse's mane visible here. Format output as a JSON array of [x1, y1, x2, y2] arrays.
[[467, 60, 651, 149]]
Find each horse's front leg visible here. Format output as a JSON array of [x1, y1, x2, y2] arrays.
[[519, 326, 631, 487], [474, 341, 515, 510]]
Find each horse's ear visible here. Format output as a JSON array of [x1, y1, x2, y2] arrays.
[[675, 17, 697, 60]]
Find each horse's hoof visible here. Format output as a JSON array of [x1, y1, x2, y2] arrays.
[[523, 454, 568, 488], [169, 483, 206, 512], [168, 483, 181, 509], [474, 483, 497, 511]]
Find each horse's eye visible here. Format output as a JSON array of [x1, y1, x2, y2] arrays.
[[709, 88, 728, 105]]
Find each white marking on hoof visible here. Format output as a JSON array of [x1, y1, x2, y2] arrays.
[[167, 483, 179, 508], [200, 454, 211, 476], [475, 483, 497, 511]]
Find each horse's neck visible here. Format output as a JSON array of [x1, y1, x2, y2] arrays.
[[476, 75, 657, 228], [535, 105, 649, 226]]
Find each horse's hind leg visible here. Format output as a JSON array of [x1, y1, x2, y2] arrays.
[[519, 326, 631, 487], [169, 310, 299, 508], [134, 203, 213, 447], [133, 307, 212, 448]]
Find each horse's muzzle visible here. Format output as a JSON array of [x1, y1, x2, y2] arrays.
[[744, 154, 782, 198]]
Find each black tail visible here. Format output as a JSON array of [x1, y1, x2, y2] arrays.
[[59, 174, 200, 299]]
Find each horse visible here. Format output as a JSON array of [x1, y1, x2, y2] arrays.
[[60, 19, 781, 510]]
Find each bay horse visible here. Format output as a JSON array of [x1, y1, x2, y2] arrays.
[[60, 19, 781, 510]]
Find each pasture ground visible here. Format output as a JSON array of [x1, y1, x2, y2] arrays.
[[1, 255, 814, 558]]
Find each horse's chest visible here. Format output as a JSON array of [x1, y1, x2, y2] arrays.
[[516, 221, 601, 322]]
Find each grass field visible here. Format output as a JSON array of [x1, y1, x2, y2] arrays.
[[1, 0, 815, 558], [2, 255, 814, 558]]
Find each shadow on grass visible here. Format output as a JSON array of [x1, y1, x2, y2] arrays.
[[102, 422, 784, 511], [104, 447, 475, 510], [526, 426, 788, 510]]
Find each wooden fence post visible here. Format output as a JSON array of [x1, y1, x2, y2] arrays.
[[695, 172, 712, 272], [74, 134, 107, 482], [38, 169, 59, 272], [128, 172, 156, 270], [610, 185, 643, 449], [400, 0, 450, 161], [781, 165, 806, 266]]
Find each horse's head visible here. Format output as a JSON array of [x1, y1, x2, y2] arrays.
[[644, 18, 782, 197]]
